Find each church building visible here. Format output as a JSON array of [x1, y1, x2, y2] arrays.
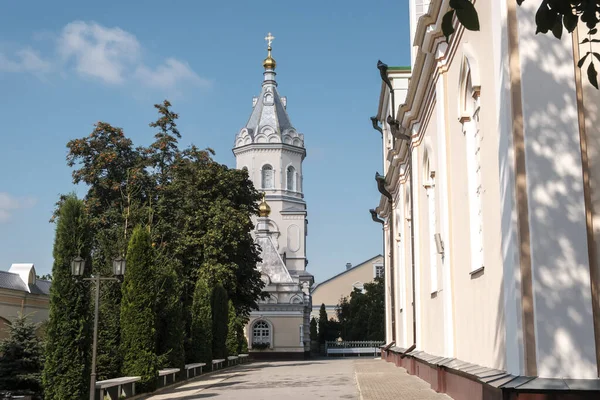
[[373, 0, 600, 398], [233, 34, 313, 359]]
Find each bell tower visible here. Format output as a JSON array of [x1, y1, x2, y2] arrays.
[[233, 33, 308, 274]]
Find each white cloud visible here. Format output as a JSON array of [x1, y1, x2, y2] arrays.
[[2, 21, 207, 93], [0, 193, 36, 223], [0, 48, 51, 75], [58, 21, 140, 84], [135, 58, 210, 90]]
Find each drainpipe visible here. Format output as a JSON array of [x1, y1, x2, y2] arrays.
[[375, 173, 396, 343]]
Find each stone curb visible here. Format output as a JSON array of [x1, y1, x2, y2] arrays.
[[131, 361, 252, 400]]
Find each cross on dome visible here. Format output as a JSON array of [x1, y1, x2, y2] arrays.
[[265, 32, 275, 47]]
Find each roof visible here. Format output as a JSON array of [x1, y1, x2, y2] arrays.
[[256, 235, 293, 284], [233, 58, 305, 149], [0, 264, 51, 296], [311, 254, 383, 292], [388, 66, 411, 71], [0, 271, 29, 292], [244, 84, 294, 136]]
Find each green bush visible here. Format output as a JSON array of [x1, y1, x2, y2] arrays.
[[120, 226, 159, 393]]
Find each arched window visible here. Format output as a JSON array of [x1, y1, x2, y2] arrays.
[[286, 165, 296, 191], [252, 320, 271, 344], [261, 164, 274, 189], [460, 65, 484, 273], [423, 152, 438, 293]]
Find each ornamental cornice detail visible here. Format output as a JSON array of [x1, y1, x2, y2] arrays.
[[233, 144, 307, 156], [282, 215, 306, 220]]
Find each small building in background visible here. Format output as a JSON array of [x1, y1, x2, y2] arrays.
[[311, 255, 383, 321], [0, 263, 50, 339]]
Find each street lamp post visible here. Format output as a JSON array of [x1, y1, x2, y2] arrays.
[[71, 256, 126, 400]]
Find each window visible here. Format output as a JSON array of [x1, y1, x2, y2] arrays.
[[286, 165, 296, 191], [375, 264, 384, 278], [261, 164, 274, 189], [252, 320, 271, 344], [461, 68, 485, 272], [414, 0, 431, 19]]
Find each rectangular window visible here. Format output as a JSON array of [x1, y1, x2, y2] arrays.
[[375, 264, 384, 278]]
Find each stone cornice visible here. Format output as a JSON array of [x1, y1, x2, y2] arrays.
[[233, 143, 307, 158], [376, 0, 469, 221]]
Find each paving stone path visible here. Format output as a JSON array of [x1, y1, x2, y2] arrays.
[[140, 358, 452, 400]]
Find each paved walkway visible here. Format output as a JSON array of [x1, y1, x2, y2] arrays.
[[140, 358, 452, 400]]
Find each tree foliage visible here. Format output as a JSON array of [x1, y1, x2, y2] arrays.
[[211, 284, 229, 359], [53, 100, 265, 386], [43, 195, 92, 400], [318, 304, 328, 344], [190, 278, 213, 364], [0, 314, 44, 398], [155, 257, 185, 371], [226, 300, 244, 356], [336, 277, 385, 341], [310, 317, 318, 342], [442, 0, 600, 88], [120, 226, 159, 393]]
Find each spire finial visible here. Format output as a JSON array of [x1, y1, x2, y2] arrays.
[[263, 32, 277, 70], [258, 192, 271, 217]]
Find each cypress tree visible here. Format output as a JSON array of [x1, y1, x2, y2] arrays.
[[190, 277, 212, 363], [0, 314, 44, 398], [310, 317, 318, 342], [155, 258, 185, 371], [211, 284, 229, 359], [120, 226, 158, 392], [43, 195, 92, 399], [226, 300, 240, 356], [318, 303, 328, 344]]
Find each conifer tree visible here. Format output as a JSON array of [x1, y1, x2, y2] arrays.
[[120, 226, 158, 392], [190, 278, 212, 363], [211, 284, 229, 359], [155, 257, 185, 371], [318, 303, 328, 344], [310, 317, 318, 342], [0, 314, 44, 398], [226, 300, 246, 356], [43, 195, 92, 399]]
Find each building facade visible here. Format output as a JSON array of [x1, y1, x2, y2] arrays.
[[373, 0, 600, 398], [311, 255, 384, 321], [0, 264, 50, 339], [233, 34, 313, 359]]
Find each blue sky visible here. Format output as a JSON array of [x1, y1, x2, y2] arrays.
[[0, 0, 410, 283]]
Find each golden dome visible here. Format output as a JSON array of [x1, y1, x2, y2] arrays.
[[263, 46, 276, 70], [258, 193, 271, 217]]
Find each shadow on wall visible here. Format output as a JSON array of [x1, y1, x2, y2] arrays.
[[496, 2, 597, 379]]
